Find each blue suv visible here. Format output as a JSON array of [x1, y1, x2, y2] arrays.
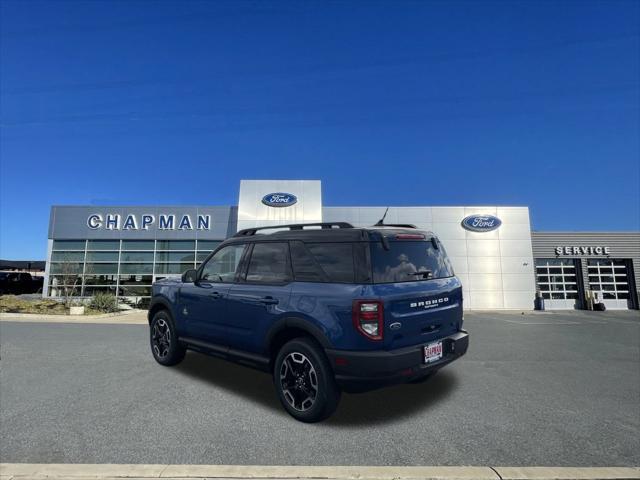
[[148, 222, 469, 422]]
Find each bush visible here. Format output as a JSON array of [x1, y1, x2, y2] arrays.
[[89, 293, 119, 313], [0, 295, 67, 314]]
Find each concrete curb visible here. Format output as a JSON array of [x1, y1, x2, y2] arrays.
[[495, 467, 640, 479], [0, 310, 147, 324], [1, 464, 638, 480]]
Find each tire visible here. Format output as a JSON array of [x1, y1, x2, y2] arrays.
[[150, 310, 186, 366], [408, 371, 437, 384], [274, 338, 341, 423]]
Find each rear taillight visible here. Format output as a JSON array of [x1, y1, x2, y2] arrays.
[[352, 300, 384, 341]]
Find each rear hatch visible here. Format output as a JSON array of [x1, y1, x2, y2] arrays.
[[369, 233, 463, 350]]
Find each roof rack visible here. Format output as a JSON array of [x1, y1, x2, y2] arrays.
[[233, 222, 354, 237]]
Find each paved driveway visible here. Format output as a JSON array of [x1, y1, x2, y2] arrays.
[[1, 310, 638, 466]]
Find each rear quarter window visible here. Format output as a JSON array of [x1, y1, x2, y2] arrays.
[[291, 241, 359, 283], [307, 243, 355, 283], [245, 242, 292, 284], [370, 239, 454, 283]]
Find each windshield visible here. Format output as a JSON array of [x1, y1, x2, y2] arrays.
[[370, 240, 454, 283]]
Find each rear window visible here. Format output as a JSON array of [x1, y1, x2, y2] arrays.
[[370, 239, 454, 283]]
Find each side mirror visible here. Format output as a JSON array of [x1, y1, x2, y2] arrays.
[[182, 269, 198, 283]]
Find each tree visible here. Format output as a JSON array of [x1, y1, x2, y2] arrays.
[[50, 254, 82, 308]]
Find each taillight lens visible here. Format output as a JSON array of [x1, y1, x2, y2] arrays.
[[352, 300, 384, 341]]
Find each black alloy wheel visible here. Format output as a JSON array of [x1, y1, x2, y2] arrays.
[[274, 338, 341, 422], [150, 310, 186, 366]]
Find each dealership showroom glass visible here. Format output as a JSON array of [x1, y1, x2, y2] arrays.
[[44, 179, 640, 311]]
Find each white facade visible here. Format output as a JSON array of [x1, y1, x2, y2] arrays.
[[323, 206, 535, 310], [237, 180, 322, 231]]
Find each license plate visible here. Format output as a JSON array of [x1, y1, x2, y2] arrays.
[[424, 341, 443, 364]]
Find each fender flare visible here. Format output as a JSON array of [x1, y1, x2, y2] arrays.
[[264, 316, 332, 354], [147, 296, 174, 324]]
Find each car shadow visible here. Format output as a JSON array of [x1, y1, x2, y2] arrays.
[[328, 371, 458, 426], [175, 352, 281, 412], [175, 351, 458, 426]]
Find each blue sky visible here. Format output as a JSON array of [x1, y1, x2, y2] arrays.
[[1, 0, 638, 260]]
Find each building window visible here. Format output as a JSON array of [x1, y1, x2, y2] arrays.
[[120, 251, 154, 263], [119, 263, 153, 274], [87, 240, 120, 250], [155, 252, 195, 263], [156, 240, 195, 250], [52, 240, 86, 250], [154, 263, 195, 275], [86, 252, 119, 262], [48, 238, 223, 300], [51, 251, 85, 262], [121, 240, 155, 250]]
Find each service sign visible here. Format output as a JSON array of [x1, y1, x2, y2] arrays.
[[261, 192, 298, 207], [555, 246, 611, 256], [461, 214, 502, 232]]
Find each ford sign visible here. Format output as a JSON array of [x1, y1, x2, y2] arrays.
[[261, 192, 298, 207], [461, 214, 502, 232]]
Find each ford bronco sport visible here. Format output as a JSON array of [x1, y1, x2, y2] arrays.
[[148, 222, 469, 422]]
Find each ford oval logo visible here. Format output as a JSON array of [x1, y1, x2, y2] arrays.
[[461, 214, 502, 232], [261, 192, 298, 207]]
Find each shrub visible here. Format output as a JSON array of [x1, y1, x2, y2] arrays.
[[89, 293, 119, 313]]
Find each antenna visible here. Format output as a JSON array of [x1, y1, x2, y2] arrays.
[[375, 207, 390, 226]]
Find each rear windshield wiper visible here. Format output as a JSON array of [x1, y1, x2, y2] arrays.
[[408, 270, 432, 279]]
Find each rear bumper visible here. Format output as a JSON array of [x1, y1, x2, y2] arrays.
[[325, 330, 469, 391]]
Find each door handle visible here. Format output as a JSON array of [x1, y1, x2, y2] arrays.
[[210, 291, 223, 299], [259, 296, 279, 305]]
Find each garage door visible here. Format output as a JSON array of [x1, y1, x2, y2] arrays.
[[536, 258, 580, 309], [587, 259, 632, 310]]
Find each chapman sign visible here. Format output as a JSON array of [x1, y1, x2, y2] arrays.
[[87, 213, 211, 231], [555, 246, 611, 256]]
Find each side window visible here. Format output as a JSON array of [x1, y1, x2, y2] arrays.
[[290, 241, 327, 282], [245, 242, 292, 284], [306, 243, 355, 283], [200, 244, 246, 283]]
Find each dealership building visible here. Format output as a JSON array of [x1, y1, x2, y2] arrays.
[[44, 180, 640, 311]]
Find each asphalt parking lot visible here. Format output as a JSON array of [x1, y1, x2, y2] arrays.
[[1, 310, 638, 467]]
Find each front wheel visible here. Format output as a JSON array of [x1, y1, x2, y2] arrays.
[[150, 310, 186, 366], [274, 338, 341, 423]]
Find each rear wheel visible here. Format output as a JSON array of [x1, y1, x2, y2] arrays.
[[274, 338, 341, 423], [150, 310, 186, 366]]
